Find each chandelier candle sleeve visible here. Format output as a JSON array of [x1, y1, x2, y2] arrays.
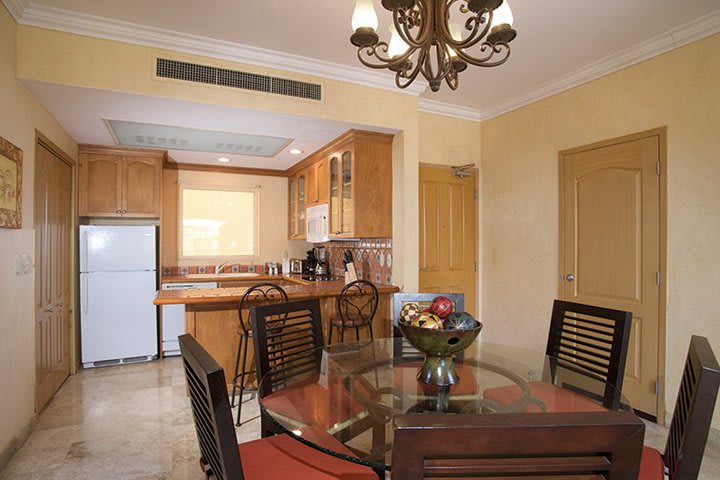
[[350, 0, 517, 92]]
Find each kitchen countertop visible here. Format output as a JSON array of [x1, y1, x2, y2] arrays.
[[154, 276, 400, 306]]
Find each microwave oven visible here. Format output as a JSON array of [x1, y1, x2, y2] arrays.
[[306, 204, 330, 243]]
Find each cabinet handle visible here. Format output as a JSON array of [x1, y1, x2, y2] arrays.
[[116, 209, 121, 214], [122, 209, 128, 214]]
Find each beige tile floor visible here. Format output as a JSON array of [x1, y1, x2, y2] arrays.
[[1, 357, 718, 479]]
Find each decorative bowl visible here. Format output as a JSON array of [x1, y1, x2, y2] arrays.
[[397, 320, 483, 386]]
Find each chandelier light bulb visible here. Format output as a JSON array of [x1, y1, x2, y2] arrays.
[[352, 0, 378, 31], [447, 23, 463, 58], [491, 1, 514, 29], [387, 25, 409, 58]]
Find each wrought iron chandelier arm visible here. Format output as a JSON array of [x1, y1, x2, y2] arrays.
[[356, 42, 415, 69], [439, 3, 494, 52], [392, 3, 432, 50], [395, 46, 426, 89], [455, 42, 511, 67]]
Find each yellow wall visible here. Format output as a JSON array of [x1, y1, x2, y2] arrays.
[[480, 34, 720, 426], [0, 5, 77, 466]]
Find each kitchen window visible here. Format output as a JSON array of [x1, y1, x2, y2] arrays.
[[179, 184, 259, 259]]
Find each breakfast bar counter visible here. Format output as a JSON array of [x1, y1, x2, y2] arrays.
[[154, 275, 399, 384]]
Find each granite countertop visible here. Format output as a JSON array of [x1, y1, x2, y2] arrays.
[[160, 273, 305, 284], [154, 277, 400, 305]]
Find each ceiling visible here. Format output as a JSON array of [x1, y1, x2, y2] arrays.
[[8, 0, 720, 168]]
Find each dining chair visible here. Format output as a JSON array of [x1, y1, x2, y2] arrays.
[[391, 411, 645, 479], [230, 283, 288, 426], [639, 335, 719, 480], [484, 299, 632, 412], [328, 280, 379, 344], [178, 333, 376, 480]]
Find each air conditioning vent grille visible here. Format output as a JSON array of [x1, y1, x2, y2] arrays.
[[156, 58, 321, 100]]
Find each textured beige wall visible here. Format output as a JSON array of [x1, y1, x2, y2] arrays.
[[480, 34, 720, 427], [0, 5, 77, 466]]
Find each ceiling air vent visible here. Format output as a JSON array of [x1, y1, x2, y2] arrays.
[[156, 58, 322, 101]]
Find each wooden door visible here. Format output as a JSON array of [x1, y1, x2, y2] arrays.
[[79, 153, 121, 216], [306, 165, 317, 205], [35, 142, 72, 411], [419, 165, 477, 317], [560, 132, 662, 417], [122, 156, 160, 217]]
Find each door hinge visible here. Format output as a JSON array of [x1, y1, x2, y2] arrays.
[[474, 260, 478, 272], [655, 379, 660, 396], [656, 161, 661, 176], [656, 271, 661, 286], [474, 189, 478, 200]]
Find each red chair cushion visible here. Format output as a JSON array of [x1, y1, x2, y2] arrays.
[[238, 433, 376, 479], [262, 376, 368, 429], [638, 446, 664, 480], [393, 362, 479, 396], [483, 382, 608, 413]]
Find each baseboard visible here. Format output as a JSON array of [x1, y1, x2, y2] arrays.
[[0, 413, 38, 473]]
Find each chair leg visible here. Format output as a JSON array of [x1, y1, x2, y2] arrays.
[[236, 335, 250, 427], [368, 323, 374, 340], [328, 324, 333, 345], [340, 326, 345, 343], [355, 326, 361, 341], [230, 334, 243, 407]]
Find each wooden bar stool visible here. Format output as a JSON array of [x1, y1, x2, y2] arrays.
[[327, 280, 378, 344], [230, 282, 288, 426]]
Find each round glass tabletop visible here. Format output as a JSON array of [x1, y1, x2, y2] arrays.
[[257, 338, 628, 471]]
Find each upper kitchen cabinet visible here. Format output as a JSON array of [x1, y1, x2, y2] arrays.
[[306, 159, 329, 206], [79, 146, 163, 218], [288, 170, 307, 240]]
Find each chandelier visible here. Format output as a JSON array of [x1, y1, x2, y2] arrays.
[[350, 0, 517, 92]]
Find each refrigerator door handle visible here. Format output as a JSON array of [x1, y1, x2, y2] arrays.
[[82, 275, 89, 315], [81, 229, 89, 272]]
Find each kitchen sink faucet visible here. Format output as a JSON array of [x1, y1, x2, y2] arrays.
[[214, 260, 233, 274]]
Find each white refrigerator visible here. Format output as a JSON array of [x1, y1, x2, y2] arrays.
[[80, 225, 158, 368]]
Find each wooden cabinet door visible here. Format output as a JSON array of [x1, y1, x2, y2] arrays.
[[316, 160, 329, 205], [340, 150, 354, 235], [297, 173, 307, 239], [288, 177, 297, 238], [79, 153, 122, 216], [122, 156, 161, 217], [329, 155, 341, 235], [306, 165, 317, 205]]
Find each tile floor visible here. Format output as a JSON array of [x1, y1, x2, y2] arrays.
[[1, 358, 718, 479]]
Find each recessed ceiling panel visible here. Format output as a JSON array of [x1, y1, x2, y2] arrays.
[[106, 119, 292, 157]]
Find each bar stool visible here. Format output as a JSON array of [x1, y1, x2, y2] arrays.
[[328, 280, 378, 344], [230, 282, 288, 426]]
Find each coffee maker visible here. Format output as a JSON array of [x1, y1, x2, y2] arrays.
[[314, 246, 329, 277]]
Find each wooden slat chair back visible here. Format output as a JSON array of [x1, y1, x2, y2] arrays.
[[179, 333, 243, 480], [250, 299, 325, 436], [392, 411, 645, 480], [392, 292, 465, 359], [659, 335, 719, 480], [547, 300, 632, 409]]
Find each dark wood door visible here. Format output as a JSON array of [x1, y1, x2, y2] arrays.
[[35, 142, 72, 411]]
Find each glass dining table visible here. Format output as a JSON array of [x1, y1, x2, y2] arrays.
[[257, 338, 630, 474]]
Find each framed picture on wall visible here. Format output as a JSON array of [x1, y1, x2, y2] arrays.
[[0, 135, 22, 229]]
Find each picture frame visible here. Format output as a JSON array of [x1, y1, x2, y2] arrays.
[[0, 135, 23, 229]]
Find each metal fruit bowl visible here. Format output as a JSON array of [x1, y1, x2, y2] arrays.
[[398, 320, 482, 386]]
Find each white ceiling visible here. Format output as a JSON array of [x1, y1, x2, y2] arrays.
[[9, 0, 720, 168], [23, 81, 385, 170]]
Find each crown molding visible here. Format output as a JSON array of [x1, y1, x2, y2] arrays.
[[418, 99, 482, 122], [2, 0, 29, 21], [15, 3, 427, 96], [479, 8, 720, 121]]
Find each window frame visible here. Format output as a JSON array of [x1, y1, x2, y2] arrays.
[[177, 182, 261, 261]]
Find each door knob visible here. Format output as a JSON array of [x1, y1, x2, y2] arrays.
[[566, 274, 575, 282]]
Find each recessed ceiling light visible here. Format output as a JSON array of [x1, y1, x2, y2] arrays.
[[289, 149, 303, 155], [217, 157, 230, 163]]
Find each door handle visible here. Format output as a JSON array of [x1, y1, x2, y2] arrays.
[[566, 274, 575, 282], [82, 276, 89, 315]]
